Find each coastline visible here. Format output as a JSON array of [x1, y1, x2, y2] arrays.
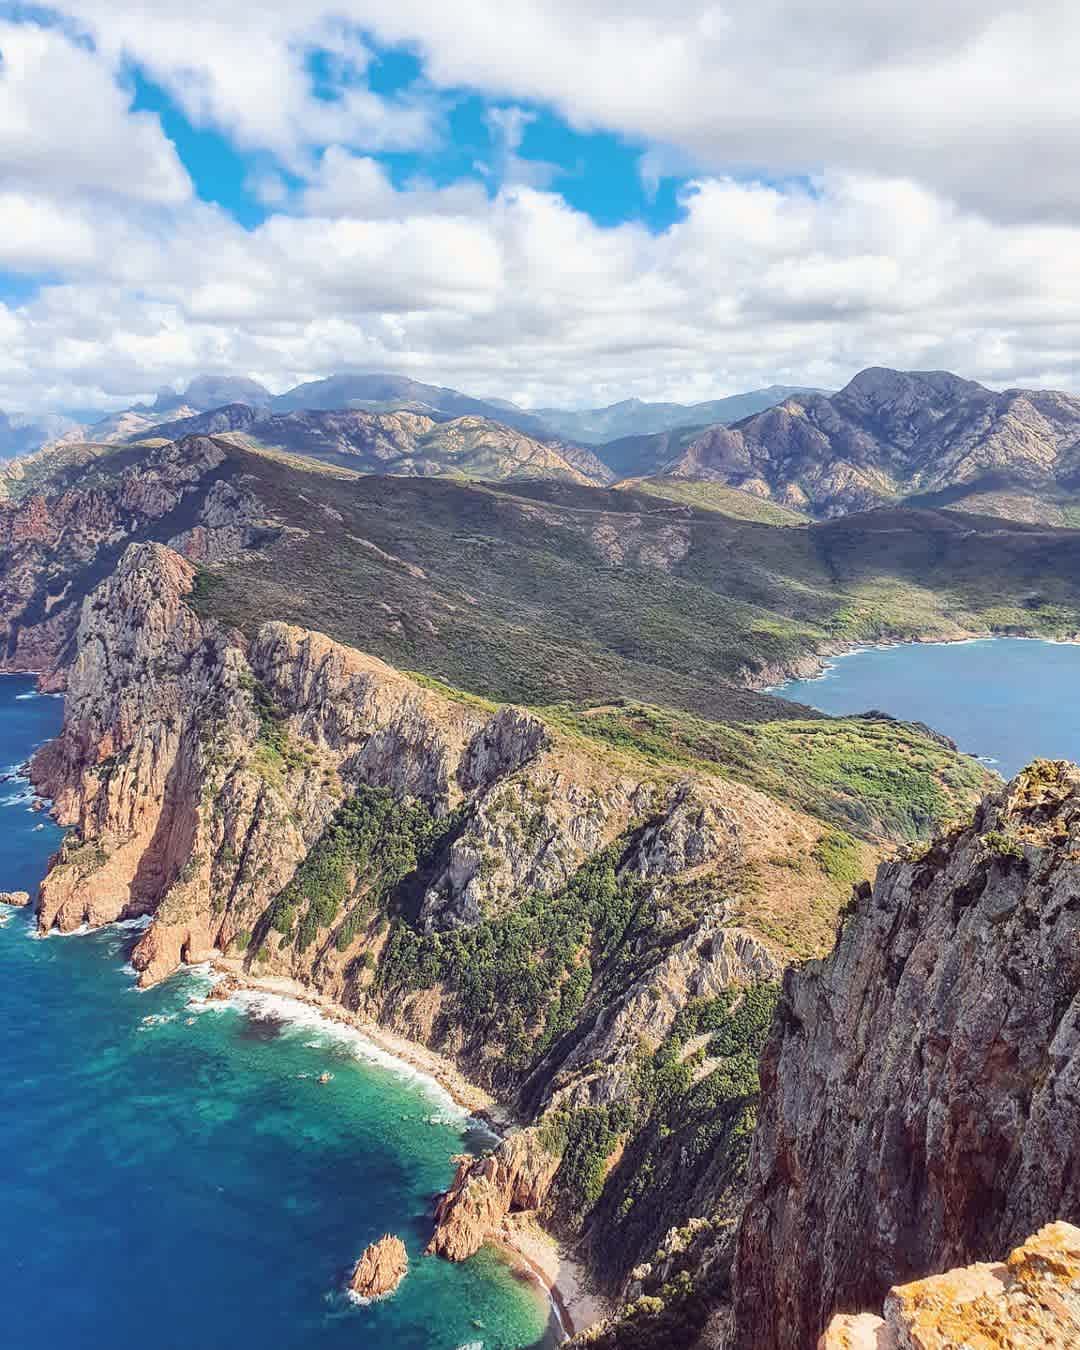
[[747, 627, 1080, 696], [209, 957, 504, 1121], [206, 958, 607, 1341]]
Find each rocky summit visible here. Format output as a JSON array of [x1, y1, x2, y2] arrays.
[[648, 367, 1080, 522]]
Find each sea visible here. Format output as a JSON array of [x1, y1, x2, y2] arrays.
[[0, 675, 554, 1350], [773, 636, 1080, 779]]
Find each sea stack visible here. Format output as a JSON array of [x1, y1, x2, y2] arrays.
[[348, 1235, 408, 1299], [0, 890, 31, 906]]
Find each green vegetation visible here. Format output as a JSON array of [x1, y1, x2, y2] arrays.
[[540, 1106, 631, 1222], [544, 702, 994, 840], [260, 785, 456, 952], [982, 829, 1025, 861], [619, 476, 808, 525], [380, 846, 649, 1070], [812, 828, 864, 885], [187, 566, 224, 616]]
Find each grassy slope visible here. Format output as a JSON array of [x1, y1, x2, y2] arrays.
[[616, 476, 809, 524], [195, 445, 1080, 723]]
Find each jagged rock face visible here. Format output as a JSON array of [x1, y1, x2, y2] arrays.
[[733, 761, 1080, 1350], [622, 783, 742, 878], [532, 918, 781, 1114], [819, 1222, 1080, 1350], [0, 436, 269, 686], [427, 1131, 562, 1262], [662, 367, 1080, 519], [348, 1234, 408, 1299]]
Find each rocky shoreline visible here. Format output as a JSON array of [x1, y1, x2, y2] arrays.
[[205, 958, 608, 1339]]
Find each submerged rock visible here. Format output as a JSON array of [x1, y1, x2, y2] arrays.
[[819, 1222, 1080, 1349], [348, 1234, 408, 1299]]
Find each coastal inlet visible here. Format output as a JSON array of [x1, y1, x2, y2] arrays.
[[0, 679, 557, 1350]]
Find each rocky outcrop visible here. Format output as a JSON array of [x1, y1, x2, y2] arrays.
[[348, 1234, 408, 1299], [819, 1222, 1080, 1349], [0, 890, 30, 906], [732, 760, 1080, 1350], [0, 435, 272, 687], [427, 1131, 562, 1262]]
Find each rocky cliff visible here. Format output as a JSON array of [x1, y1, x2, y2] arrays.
[[0, 435, 271, 686], [731, 759, 1080, 1349], [30, 538, 848, 1283]]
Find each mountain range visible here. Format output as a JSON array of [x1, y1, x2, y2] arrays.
[[12, 364, 1080, 526], [657, 367, 1080, 520], [140, 403, 612, 484], [26, 373, 824, 460], [532, 385, 829, 444]]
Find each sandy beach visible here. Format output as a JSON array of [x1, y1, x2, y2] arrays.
[[207, 958, 610, 1340]]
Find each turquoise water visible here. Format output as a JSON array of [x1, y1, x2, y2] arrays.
[[0, 677, 553, 1350], [774, 637, 1080, 779]]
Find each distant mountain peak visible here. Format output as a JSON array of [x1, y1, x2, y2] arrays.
[[154, 375, 272, 414], [838, 366, 989, 408]]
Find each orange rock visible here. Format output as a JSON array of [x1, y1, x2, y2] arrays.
[[817, 1312, 892, 1348], [820, 1223, 1080, 1350], [348, 1234, 408, 1299]]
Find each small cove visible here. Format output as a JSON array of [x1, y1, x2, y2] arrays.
[[772, 637, 1080, 778], [0, 677, 554, 1350]]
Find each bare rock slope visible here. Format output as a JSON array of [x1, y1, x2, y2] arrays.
[[733, 760, 1080, 1349]]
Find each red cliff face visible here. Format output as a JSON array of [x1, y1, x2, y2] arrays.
[[731, 761, 1080, 1349]]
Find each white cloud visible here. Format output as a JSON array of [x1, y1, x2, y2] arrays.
[[0, 21, 190, 203], [2, 5, 1080, 416], [52, 6, 439, 171], [53, 0, 1076, 223], [300, 148, 488, 218], [2, 169, 1080, 415]]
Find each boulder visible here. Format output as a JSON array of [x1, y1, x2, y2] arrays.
[[348, 1234, 408, 1299]]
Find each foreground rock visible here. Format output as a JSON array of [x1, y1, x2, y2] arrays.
[[733, 761, 1080, 1349], [0, 890, 30, 906], [427, 1132, 562, 1262], [819, 1222, 1080, 1349], [348, 1234, 408, 1299]]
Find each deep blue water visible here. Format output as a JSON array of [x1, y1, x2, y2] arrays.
[[0, 677, 552, 1350], [774, 637, 1080, 779]]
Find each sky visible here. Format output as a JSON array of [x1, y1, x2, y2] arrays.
[[1, 1, 1079, 416]]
